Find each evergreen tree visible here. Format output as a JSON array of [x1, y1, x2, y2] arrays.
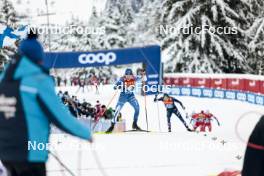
[[45, 17, 94, 52], [131, 0, 144, 13], [246, 0, 264, 75], [160, 0, 252, 73], [129, 0, 162, 47], [97, 0, 134, 49], [0, 0, 19, 70], [0, 0, 18, 26]]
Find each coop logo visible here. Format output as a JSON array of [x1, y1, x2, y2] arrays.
[[78, 52, 116, 65]]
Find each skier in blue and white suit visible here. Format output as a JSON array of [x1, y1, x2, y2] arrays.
[[106, 68, 147, 132]]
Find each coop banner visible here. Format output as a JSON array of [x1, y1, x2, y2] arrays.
[[44, 45, 161, 94]]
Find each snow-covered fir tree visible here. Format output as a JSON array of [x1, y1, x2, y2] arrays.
[[160, 0, 252, 73], [246, 0, 264, 74], [129, 0, 162, 47], [131, 0, 144, 13], [96, 0, 135, 49], [0, 0, 19, 69], [0, 0, 18, 26], [48, 18, 93, 52]]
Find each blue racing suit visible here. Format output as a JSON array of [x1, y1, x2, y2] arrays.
[[111, 75, 145, 124]]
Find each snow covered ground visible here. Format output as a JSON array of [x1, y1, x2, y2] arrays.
[[47, 85, 264, 176]]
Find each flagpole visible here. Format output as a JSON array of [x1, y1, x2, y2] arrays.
[[45, 0, 51, 52]]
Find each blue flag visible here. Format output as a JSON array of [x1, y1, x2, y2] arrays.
[[0, 24, 28, 48]]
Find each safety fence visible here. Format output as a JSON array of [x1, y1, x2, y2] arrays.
[[163, 74, 264, 106]]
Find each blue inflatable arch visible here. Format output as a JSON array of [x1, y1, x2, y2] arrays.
[[44, 45, 161, 94]]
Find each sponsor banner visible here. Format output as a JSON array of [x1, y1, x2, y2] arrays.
[[192, 88, 202, 97], [167, 87, 264, 107], [225, 91, 236, 100], [214, 90, 225, 99], [193, 78, 211, 88], [164, 77, 264, 96], [211, 78, 227, 89], [181, 88, 191, 96], [203, 89, 213, 97], [260, 81, 264, 94], [164, 77, 172, 85], [45, 45, 161, 95], [256, 96, 264, 105], [245, 79, 260, 93], [170, 87, 180, 95], [164, 77, 264, 95], [237, 92, 247, 101], [227, 78, 245, 91], [247, 94, 255, 104], [181, 77, 193, 87], [78, 52, 116, 65]]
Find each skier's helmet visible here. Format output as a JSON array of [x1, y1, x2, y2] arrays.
[[163, 93, 169, 98], [125, 68, 133, 75]]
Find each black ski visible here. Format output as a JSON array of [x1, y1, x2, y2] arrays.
[[124, 129, 151, 133]]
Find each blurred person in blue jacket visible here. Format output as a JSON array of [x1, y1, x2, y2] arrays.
[[0, 29, 92, 176]]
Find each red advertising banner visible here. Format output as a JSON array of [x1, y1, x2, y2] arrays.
[[227, 78, 245, 91], [193, 78, 211, 88], [260, 81, 264, 94], [164, 76, 264, 95], [163, 77, 172, 85], [245, 79, 260, 93], [211, 78, 227, 89], [171, 77, 181, 86], [181, 77, 193, 87]]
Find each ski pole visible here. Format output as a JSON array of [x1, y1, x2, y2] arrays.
[[92, 90, 118, 131], [144, 92, 149, 131], [142, 77, 149, 132], [184, 110, 189, 119], [91, 143, 109, 176], [155, 93, 161, 132], [77, 139, 82, 176], [49, 151, 76, 176]]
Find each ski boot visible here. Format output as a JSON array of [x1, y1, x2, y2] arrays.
[[132, 122, 142, 131], [106, 122, 115, 133], [168, 123, 172, 132], [168, 128, 172, 132]]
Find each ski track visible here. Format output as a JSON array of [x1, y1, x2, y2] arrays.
[[47, 86, 264, 176]]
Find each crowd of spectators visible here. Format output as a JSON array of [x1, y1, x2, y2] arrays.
[[57, 91, 122, 122], [53, 67, 118, 87]]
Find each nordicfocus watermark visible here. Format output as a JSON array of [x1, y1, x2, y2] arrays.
[[28, 140, 105, 151], [29, 25, 105, 35], [158, 25, 238, 35], [115, 83, 172, 93], [78, 83, 171, 94], [159, 140, 239, 152]]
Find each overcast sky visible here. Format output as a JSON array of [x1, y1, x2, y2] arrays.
[[10, 0, 107, 25]]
